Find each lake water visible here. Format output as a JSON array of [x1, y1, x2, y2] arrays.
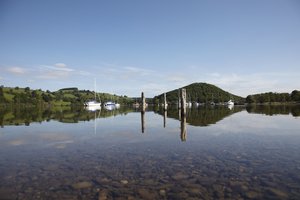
[[0, 105, 300, 199]]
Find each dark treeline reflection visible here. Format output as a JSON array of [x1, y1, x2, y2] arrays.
[[155, 106, 244, 127], [246, 105, 300, 117], [0, 106, 135, 127], [2, 105, 299, 128]]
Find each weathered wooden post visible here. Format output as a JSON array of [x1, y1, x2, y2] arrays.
[[180, 88, 186, 117], [141, 92, 146, 112], [163, 93, 167, 110], [178, 89, 181, 109]]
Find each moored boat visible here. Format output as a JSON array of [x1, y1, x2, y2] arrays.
[[227, 99, 234, 105], [85, 79, 101, 110], [104, 101, 118, 110]]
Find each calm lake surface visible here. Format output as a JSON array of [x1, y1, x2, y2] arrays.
[[0, 105, 300, 200]]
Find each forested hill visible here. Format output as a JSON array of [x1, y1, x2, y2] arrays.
[[0, 86, 134, 106], [153, 82, 245, 105]]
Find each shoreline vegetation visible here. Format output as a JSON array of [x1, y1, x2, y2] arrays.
[[0, 83, 299, 107], [0, 86, 135, 108]]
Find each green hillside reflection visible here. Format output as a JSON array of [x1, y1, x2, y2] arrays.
[[155, 106, 244, 127], [246, 105, 300, 117], [0, 107, 134, 127], [1, 105, 299, 128]]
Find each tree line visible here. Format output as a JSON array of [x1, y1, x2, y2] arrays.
[[245, 90, 300, 104]]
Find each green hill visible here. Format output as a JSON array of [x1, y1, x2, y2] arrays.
[[153, 82, 245, 105], [0, 86, 134, 107]]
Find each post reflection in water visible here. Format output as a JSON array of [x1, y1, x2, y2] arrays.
[[163, 110, 167, 128], [141, 110, 145, 133], [180, 114, 187, 141]]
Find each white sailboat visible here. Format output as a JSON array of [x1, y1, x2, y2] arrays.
[[104, 101, 115, 109], [104, 94, 120, 110], [104, 101, 121, 110], [227, 99, 234, 106], [85, 79, 101, 110], [226, 99, 234, 110]]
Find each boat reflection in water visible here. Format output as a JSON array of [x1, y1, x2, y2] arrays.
[[228, 104, 234, 110], [85, 103, 101, 112]]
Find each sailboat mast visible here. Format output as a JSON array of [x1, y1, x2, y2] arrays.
[[94, 78, 96, 101]]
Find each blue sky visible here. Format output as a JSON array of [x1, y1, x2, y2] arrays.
[[1, 0, 299, 97]]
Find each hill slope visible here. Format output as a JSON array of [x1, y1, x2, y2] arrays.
[[153, 82, 244, 105], [0, 86, 134, 106]]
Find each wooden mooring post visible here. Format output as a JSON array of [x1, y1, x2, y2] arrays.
[[180, 88, 186, 116], [178, 90, 181, 109], [163, 93, 167, 110], [141, 92, 146, 113]]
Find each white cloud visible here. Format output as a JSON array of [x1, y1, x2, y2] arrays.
[[54, 63, 67, 68], [37, 63, 76, 79], [7, 66, 26, 74], [44, 65, 74, 72]]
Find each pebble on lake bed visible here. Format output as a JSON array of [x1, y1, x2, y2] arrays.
[[72, 181, 93, 189], [159, 189, 166, 196], [120, 180, 129, 184]]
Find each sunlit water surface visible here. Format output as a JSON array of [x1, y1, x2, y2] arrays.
[[0, 106, 300, 199]]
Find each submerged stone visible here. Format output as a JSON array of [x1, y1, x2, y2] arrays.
[[138, 189, 156, 199], [98, 190, 108, 200], [159, 189, 166, 196], [120, 179, 128, 184], [172, 172, 189, 180], [72, 181, 93, 189]]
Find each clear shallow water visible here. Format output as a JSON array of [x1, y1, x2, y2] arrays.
[[0, 106, 300, 199]]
